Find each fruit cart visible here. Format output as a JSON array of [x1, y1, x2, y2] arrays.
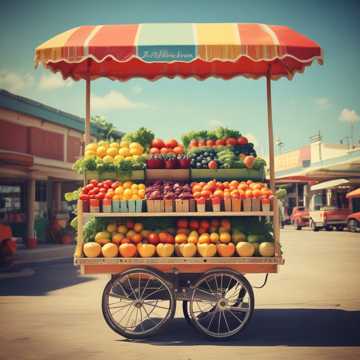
[[35, 23, 323, 339]]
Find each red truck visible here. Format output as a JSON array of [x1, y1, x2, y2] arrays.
[[290, 207, 309, 230], [309, 207, 351, 231]]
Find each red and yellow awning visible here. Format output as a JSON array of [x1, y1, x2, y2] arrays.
[[35, 23, 323, 81]]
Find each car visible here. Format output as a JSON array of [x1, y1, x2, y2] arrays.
[[309, 207, 351, 232], [290, 207, 309, 230], [347, 212, 360, 232]]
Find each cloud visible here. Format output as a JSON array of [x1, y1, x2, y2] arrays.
[[39, 73, 73, 90], [339, 108, 360, 123], [315, 97, 331, 109], [92, 90, 147, 110], [0, 70, 34, 92], [131, 85, 143, 95], [208, 119, 226, 129]]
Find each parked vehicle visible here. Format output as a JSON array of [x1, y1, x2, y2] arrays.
[[347, 212, 360, 232], [309, 207, 351, 231], [290, 207, 309, 230]]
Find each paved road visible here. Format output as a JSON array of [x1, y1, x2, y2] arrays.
[[0, 228, 360, 360]]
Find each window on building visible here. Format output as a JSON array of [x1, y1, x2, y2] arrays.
[[35, 181, 47, 202]]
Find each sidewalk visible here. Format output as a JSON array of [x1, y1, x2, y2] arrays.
[[13, 244, 75, 265]]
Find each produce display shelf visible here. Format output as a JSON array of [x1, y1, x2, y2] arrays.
[[75, 256, 284, 275], [82, 211, 274, 218]]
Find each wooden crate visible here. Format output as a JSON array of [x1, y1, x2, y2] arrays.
[[85, 170, 145, 182], [190, 168, 265, 181], [146, 169, 190, 182]]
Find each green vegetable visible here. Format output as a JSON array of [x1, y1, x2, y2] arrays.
[[122, 127, 154, 150]]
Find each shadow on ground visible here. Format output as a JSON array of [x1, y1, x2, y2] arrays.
[[0, 259, 96, 296], [121, 308, 360, 347]]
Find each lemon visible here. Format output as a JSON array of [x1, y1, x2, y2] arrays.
[[131, 183, 138, 190], [114, 155, 124, 163], [120, 140, 129, 148], [96, 146, 107, 158], [138, 184, 145, 190], [84, 151, 96, 159], [131, 194, 140, 200], [98, 140, 109, 148], [118, 148, 130, 157], [123, 181, 132, 189], [110, 142, 120, 148], [115, 186, 124, 195], [106, 147, 118, 157], [85, 143, 97, 152], [103, 155, 114, 164], [123, 189, 133, 199], [130, 147, 143, 156], [138, 189, 145, 198]]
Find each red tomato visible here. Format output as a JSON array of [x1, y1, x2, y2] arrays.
[[88, 188, 99, 196], [160, 147, 169, 155], [90, 179, 98, 186], [206, 139, 215, 147], [158, 232, 170, 243], [208, 160, 218, 169], [189, 139, 198, 148], [96, 193, 105, 200], [111, 181, 121, 189], [200, 220, 210, 230], [177, 218, 189, 229], [165, 234, 175, 244], [189, 219, 200, 230], [148, 232, 159, 245], [85, 184, 94, 192], [152, 138, 165, 149], [165, 139, 178, 148], [150, 147, 160, 155], [226, 137, 238, 146], [104, 179, 113, 187], [198, 139, 206, 147], [105, 193, 113, 199], [79, 194, 89, 201], [237, 136, 248, 145], [173, 146, 184, 154], [216, 139, 226, 146]]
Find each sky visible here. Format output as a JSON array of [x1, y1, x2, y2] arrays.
[[0, 0, 360, 156]]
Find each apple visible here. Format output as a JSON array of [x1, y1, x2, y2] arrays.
[[259, 242, 275, 257], [217, 243, 235, 257], [119, 243, 137, 258], [148, 232, 160, 245], [197, 243, 217, 257], [156, 243, 175, 257]]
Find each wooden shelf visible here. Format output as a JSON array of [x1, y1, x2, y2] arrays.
[[82, 211, 274, 218]]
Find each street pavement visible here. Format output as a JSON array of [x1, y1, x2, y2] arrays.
[[0, 228, 359, 360]]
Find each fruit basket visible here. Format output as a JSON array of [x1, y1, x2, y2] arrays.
[[35, 21, 322, 340]]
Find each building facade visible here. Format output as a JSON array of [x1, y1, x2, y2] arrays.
[[0, 89, 100, 244]]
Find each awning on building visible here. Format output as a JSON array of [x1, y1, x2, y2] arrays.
[[311, 178, 349, 191]]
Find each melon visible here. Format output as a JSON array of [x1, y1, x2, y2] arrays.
[[259, 242, 275, 257], [83, 242, 101, 258], [102, 243, 119, 258], [236, 242, 255, 257]]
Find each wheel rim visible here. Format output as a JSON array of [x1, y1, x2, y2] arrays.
[[103, 270, 175, 337], [189, 272, 253, 338], [348, 220, 357, 232]]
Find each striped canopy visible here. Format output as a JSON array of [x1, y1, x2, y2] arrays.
[[35, 23, 323, 81]]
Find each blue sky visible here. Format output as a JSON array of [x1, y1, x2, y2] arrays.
[[0, 0, 360, 155]]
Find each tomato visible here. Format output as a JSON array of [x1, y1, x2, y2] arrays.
[[237, 136, 248, 145], [152, 138, 165, 149], [165, 139, 178, 148], [148, 232, 160, 245], [99, 188, 107, 193], [206, 139, 215, 147], [79, 194, 89, 201], [173, 146, 184, 155], [177, 218, 189, 229], [158, 232, 170, 243], [208, 160, 218, 169], [105, 193, 113, 199], [198, 139, 206, 147], [160, 147, 169, 155], [90, 179, 98, 186], [88, 188, 99, 196], [85, 184, 94, 192], [245, 190, 253, 198], [104, 179, 113, 187], [95, 193, 105, 200], [111, 181, 121, 189], [165, 234, 175, 244], [215, 139, 226, 146], [150, 147, 160, 155], [200, 220, 210, 230], [189, 220, 200, 230], [226, 137, 238, 146], [189, 139, 198, 148]]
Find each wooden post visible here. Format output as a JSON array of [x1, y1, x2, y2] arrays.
[[74, 200, 84, 258], [84, 77, 91, 146], [266, 71, 281, 256]]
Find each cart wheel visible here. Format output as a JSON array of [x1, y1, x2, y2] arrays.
[[102, 268, 176, 339], [187, 270, 254, 339]]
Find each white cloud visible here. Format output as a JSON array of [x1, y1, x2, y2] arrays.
[[339, 108, 360, 123], [315, 97, 331, 109], [92, 90, 147, 111], [131, 85, 143, 95], [39, 73, 73, 90], [0, 70, 34, 93]]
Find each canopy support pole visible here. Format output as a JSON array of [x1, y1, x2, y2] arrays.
[[84, 77, 91, 146], [266, 70, 280, 256]]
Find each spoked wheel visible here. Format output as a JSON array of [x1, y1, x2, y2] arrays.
[[187, 270, 254, 339], [102, 268, 176, 339]]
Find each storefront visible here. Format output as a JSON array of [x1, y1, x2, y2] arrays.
[[0, 89, 102, 245]]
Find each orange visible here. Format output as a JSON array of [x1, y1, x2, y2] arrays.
[[219, 232, 231, 243], [209, 232, 220, 243], [133, 223, 144, 233]]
